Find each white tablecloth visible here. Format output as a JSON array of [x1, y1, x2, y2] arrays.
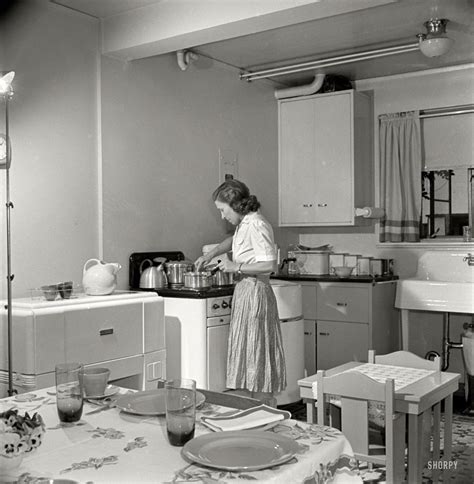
[[0, 387, 362, 483]]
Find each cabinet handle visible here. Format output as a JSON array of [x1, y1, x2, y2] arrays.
[[302, 203, 313, 208], [317, 203, 328, 207], [99, 328, 114, 336], [221, 301, 229, 309], [304, 331, 313, 335], [319, 332, 330, 336], [336, 302, 348, 307]]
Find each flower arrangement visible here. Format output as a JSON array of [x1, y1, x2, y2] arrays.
[[0, 409, 45, 465]]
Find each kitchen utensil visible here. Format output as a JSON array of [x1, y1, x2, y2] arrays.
[[332, 266, 354, 278], [55, 362, 84, 423], [182, 430, 299, 471], [82, 259, 121, 296], [184, 271, 213, 289], [165, 260, 193, 286], [41, 285, 59, 301], [83, 367, 110, 397], [165, 378, 196, 446], [212, 269, 234, 286], [139, 258, 168, 289]]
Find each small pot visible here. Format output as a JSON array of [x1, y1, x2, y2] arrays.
[[165, 260, 193, 286], [184, 271, 213, 289], [213, 269, 234, 287]]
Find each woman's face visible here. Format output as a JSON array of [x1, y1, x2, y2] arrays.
[[215, 200, 242, 225]]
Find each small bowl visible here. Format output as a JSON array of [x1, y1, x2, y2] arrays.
[[332, 266, 354, 278], [58, 281, 73, 299], [41, 284, 59, 301]]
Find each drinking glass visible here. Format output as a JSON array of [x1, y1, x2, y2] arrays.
[[55, 362, 84, 423], [463, 226, 472, 242], [165, 378, 196, 446]]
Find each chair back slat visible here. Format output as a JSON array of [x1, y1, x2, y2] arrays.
[[370, 349, 441, 370], [341, 398, 369, 454]]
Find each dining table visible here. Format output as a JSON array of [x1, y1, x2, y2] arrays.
[[0, 386, 362, 483]]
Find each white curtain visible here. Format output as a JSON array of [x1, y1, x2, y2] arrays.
[[379, 111, 421, 242]]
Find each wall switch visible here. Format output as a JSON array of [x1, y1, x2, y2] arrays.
[[219, 148, 238, 183]]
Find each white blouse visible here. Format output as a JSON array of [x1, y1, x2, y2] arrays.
[[232, 211, 277, 264]]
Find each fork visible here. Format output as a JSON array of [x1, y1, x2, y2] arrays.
[[85, 397, 117, 415]]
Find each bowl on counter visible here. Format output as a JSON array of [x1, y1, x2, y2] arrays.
[[332, 266, 354, 278]]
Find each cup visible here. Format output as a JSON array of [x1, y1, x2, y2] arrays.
[[165, 378, 196, 446], [463, 226, 472, 242], [55, 363, 84, 423], [83, 367, 110, 397]]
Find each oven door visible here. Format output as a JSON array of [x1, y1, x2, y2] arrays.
[[207, 315, 230, 391]]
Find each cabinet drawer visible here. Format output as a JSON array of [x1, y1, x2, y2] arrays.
[[316, 284, 369, 323], [65, 303, 143, 364]]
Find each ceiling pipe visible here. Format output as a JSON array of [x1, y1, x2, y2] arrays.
[[274, 73, 325, 99], [176, 50, 199, 71], [240, 42, 420, 82]]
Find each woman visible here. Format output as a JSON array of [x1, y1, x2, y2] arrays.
[[195, 179, 286, 405]]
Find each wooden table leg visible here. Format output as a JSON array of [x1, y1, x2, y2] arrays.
[[305, 398, 316, 423], [443, 394, 453, 481], [400, 309, 410, 351], [432, 402, 441, 483], [407, 413, 423, 484]]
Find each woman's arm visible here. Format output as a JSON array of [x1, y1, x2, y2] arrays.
[[220, 259, 276, 275], [194, 236, 233, 270]]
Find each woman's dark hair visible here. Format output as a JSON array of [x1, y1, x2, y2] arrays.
[[212, 179, 260, 215]]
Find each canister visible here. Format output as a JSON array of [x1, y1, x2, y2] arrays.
[[293, 250, 329, 275], [370, 259, 383, 276], [381, 258, 394, 275], [357, 257, 372, 275], [344, 254, 360, 275], [329, 253, 347, 273]]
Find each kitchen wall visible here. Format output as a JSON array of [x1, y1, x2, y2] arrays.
[[100, 53, 298, 289], [0, 0, 99, 298]]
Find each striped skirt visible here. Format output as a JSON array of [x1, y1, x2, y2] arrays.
[[226, 277, 287, 393]]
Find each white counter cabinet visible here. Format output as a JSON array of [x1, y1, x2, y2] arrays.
[[278, 89, 373, 226], [300, 281, 398, 371], [0, 292, 165, 395]]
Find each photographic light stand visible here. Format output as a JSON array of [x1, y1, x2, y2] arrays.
[[0, 71, 15, 396]]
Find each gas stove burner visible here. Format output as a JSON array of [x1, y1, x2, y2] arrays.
[[169, 283, 185, 289]]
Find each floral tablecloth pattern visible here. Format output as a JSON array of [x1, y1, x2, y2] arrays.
[[0, 388, 361, 483]]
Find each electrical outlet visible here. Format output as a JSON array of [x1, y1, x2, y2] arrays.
[[218, 148, 238, 183]]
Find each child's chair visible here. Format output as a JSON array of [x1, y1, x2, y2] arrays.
[[316, 369, 406, 484]]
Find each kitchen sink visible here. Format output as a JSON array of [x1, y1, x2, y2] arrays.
[[395, 251, 474, 314]]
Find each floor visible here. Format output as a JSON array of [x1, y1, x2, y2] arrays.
[[279, 389, 474, 483]]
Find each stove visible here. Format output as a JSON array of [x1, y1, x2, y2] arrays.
[[129, 251, 234, 298], [129, 251, 234, 390]]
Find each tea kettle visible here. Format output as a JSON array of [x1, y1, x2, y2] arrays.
[[139, 258, 168, 289], [82, 258, 121, 296]]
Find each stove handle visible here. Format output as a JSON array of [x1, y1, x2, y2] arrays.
[[221, 301, 229, 309]]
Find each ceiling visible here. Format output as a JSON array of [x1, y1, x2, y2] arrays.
[[52, 0, 474, 85]]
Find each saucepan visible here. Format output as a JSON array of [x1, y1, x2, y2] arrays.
[[205, 263, 234, 287], [184, 271, 213, 289]]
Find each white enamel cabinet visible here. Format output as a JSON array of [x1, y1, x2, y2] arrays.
[[299, 281, 398, 372], [278, 90, 373, 226]]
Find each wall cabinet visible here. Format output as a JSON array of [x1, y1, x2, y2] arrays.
[[278, 90, 373, 226], [299, 281, 398, 372]]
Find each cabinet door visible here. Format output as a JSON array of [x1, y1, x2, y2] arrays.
[[317, 320, 368, 370], [313, 93, 353, 224], [278, 91, 355, 226], [207, 324, 229, 391], [279, 99, 318, 224]]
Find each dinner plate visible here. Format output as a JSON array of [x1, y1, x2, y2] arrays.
[[182, 430, 299, 471], [115, 389, 205, 416], [85, 385, 119, 400]]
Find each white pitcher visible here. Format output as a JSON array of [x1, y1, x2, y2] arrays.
[[82, 259, 121, 295]]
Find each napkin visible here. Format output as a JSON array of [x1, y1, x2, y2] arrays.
[[201, 404, 291, 432]]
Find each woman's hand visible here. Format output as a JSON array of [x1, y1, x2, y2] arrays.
[[194, 255, 211, 271]]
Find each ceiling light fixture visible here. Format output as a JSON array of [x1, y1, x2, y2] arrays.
[[417, 18, 454, 58]]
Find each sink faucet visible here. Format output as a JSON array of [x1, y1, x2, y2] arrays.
[[463, 253, 474, 266]]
